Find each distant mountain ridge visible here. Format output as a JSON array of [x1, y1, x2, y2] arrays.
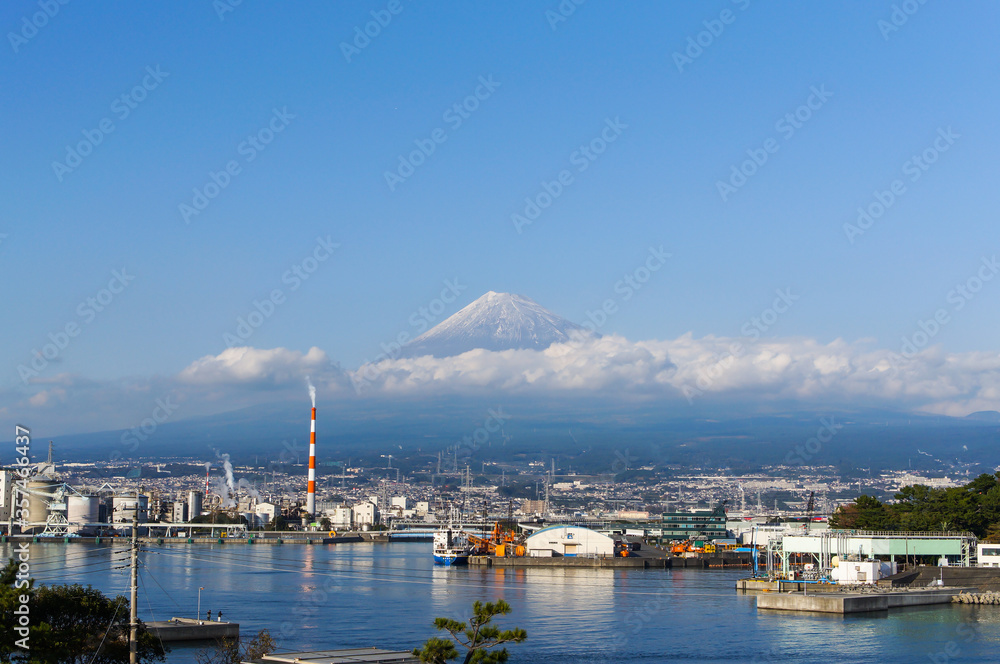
[[399, 291, 589, 358]]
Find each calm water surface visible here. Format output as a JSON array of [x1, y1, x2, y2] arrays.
[[5, 541, 999, 663]]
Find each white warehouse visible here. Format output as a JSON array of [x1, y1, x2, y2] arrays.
[[525, 525, 614, 557]]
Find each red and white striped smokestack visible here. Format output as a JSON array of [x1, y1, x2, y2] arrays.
[[306, 406, 316, 517]]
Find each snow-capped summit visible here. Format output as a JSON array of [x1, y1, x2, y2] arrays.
[[400, 291, 589, 358]]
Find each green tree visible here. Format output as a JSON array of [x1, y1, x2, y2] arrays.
[[828, 495, 894, 530], [413, 599, 526, 664], [1, 558, 165, 663], [264, 515, 288, 531], [196, 628, 276, 664]]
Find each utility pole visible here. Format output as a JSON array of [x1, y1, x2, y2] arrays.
[[130, 507, 139, 664]]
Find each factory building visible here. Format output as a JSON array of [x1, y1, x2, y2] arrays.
[[660, 507, 728, 541], [111, 494, 149, 524], [255, 502, 278, 525], [328, 507, 352, 529], [979, 544, 1000, 568], [525, 525, 614, 557], [353, 501, 378, 528], [0, 470, 12, 524]]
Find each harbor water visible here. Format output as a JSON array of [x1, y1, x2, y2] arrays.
[[4, 541, 999, 663]]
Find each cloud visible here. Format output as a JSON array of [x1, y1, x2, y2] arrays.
[[353, 334, 676, 394], [2, 346, 347, 438], [178, 346, 333, 387], [350, 333, 1000, 415], [5, 336, 999, 438]]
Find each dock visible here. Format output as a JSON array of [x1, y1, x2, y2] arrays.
[[754, 587, 977, 614], [469, 555, 671, 568], [145, 617, 239, 642]]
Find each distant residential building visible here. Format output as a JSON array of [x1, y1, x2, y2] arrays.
[[519, 500, 546, 514]]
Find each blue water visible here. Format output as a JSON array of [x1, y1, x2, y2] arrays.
[[5, 542, 999, 663]]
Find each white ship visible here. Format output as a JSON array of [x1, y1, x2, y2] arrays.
[[433, 528, 473, 566]]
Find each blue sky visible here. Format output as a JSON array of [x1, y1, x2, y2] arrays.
[[3, 1, 1000, 434]]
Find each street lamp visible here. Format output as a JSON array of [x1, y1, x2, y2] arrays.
[[197, 587, 205, 622]]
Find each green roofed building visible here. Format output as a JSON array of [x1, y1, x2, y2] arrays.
[[661, 507, 728, 541]]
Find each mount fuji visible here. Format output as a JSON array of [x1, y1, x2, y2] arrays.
[[400, 291, 590, 358]]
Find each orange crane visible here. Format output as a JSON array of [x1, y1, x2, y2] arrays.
[[466, 522, 526, 557]]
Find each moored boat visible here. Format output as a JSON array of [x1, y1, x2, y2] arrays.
[[433, 528, 472, 566]]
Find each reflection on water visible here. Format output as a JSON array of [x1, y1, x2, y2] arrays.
[[2, 542, 997, 664]]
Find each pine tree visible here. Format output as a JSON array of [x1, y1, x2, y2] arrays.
[[414, 599, 526, 664]]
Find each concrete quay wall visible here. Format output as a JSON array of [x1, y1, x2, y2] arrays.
[[470, 555, 671, 568], [756, 587, 976, 614]]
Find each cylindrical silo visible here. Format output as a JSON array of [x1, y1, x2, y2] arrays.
[[66, 495, 100, 534], [24, 480, 60, 533], [188, 490, 204, 518]]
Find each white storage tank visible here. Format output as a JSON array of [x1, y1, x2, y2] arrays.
[[66, 495, 100, 533]]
